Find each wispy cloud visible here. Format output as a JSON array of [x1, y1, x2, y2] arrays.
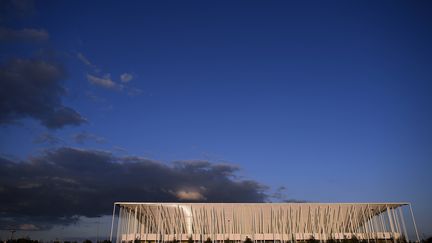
[[72, 131, 106, 144], [126, 86, 143, 96], [0, 27, 49, 43], [120, 72, 133, 83], [86, 73, 121, 90], [112, 146, 127, 153], [77, 52, 140, 95], [33, 133, 65, 145], [76, 52, 97, 70]]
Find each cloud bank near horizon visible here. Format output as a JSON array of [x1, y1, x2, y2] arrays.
[[0, 147, 268, 230]]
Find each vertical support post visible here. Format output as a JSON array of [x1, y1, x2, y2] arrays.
[[117, 206, 123, 243], [392, 208, 401, 240], [378, 210, 388, 243], [126, 208, 130, 243], [408, 204, 420, 242], [271, 206, 275, 243], [386, 206, 396, 243], [110, 203, 117, 242], [135, 206, 138, 241], [399, 207, 409, 242]]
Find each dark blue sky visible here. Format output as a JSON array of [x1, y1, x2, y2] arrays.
[[1, 0, 431, 240]]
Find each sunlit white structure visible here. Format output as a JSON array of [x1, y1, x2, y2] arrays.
[[110, 203, 420, 243]]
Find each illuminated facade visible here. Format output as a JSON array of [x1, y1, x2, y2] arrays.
[[110, 203, 420, 243]]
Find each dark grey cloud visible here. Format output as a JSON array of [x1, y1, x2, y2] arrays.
[[0, 147, 268, 230], [0, 58, 86, 128], [269, 186, 308, 203], [282, 199, 308, 203], [0, 27, 49, 42]]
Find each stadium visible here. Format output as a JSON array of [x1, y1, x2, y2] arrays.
[[110, 203, 420, 243]]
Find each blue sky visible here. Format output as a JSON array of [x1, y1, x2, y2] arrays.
[[0, 0, 431, 240]]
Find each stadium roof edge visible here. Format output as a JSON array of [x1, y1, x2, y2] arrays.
[[113, 202, 410, 205]]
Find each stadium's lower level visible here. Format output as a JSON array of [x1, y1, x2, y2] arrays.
[[110, 203, 419, 243]]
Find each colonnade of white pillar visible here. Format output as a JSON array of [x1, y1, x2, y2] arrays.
[[110, 203, 420, 243]]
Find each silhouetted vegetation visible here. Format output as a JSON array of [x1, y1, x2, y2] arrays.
[[204, 237, 212, 243], [1, 239, 115, 243], [5, 238, 39, 243], [307, 235, 319, 243], [243, 237, 252, 243], [1, 237, 426, 243], [422, 237, 432, 243]]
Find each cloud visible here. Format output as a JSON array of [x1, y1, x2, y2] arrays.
[[282, 199, 308, 203], [33, 133, 64, 145], [269, 186, 307, 203], [86, 73, 121, 90], [0, 58, 86, 128], [175, 189, 206, 201], [76, 52, 99, 72], [126, 86, 142, 96], [112, 146, 127, 153], [77, 52, 140, 95], [72, 131, 106, 144], [43, 107, 86, 128], [0, 27, 49, 42], [77, 53, 94, 67], [120, 73, 133, 83], [19, 224, 39, 230], [0, 147, 268, 229], [87, 73, 141, 96]]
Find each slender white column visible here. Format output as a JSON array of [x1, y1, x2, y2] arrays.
[[110, 204, 117, 242], [117, 206, 123, 243], [126, 208, 130, 242], [399, 207, 408, 242], [134, 206, 138, 241], [386, 206, 395, 240], [408, 204, 420, 242], [392, 208, 401, 239]]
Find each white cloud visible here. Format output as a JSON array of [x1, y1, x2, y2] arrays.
[[86, 73, 120, 90], [78, 54, 140, 95], [175, 189, 206, 201], [120, 72, 133, 83]]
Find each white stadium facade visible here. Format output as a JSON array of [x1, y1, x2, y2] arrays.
[[109, 202, 420, 243]]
